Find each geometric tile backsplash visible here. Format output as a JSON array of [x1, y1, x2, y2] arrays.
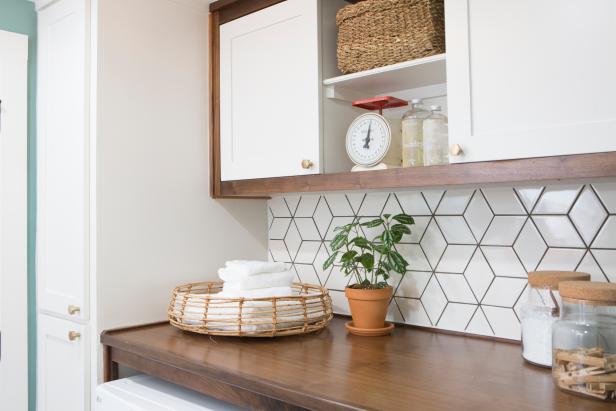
[[267, 182, 616, 341]]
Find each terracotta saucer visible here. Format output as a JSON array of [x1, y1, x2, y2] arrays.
[[345, 321, 394, 336]]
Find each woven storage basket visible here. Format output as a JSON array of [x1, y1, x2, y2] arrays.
[[336, 0, 445, 74], [168, 282, 333, 337]]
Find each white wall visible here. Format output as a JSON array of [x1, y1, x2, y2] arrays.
[[95, 0, 266, 347]]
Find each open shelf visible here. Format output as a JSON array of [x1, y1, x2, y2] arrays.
[[323, 53, 446, 99], [219, 152, 616, 197]]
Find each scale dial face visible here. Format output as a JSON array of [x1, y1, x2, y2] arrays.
[[345, 113, 391, 167]]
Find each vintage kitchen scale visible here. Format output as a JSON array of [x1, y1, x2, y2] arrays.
[[346, 96, 407, 172]]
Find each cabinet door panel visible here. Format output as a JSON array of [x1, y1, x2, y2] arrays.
[[38, 315, 88, 411], [220, 0, 320, 180], [446, 0, 616, 163], [37, 0, 89, 319]]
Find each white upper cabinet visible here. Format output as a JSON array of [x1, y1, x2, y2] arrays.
[[37, 0, 89, 320], [219, 0, 321, 181], [446, 0, 616, 163]]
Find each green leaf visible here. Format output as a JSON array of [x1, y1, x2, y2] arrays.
[[330, 233, 347, 251], [341, 250, 358, 263], [383, 214, 391, 219], [391, 230, 403, 243], [391, 224, 411, 235], [389, 251, 408, 274], [360, 218, 384, 228], [355, 253, 374, 271], [373, 244, 388, 254], [382, 229, 393, 246], [349, 237, 371, 249], [322, 251, 339, 270], [393, 214, 415, 225]]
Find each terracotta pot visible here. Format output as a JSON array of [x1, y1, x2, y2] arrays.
[[345, 286, 393, 330]]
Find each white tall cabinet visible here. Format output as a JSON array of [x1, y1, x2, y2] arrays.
[[36, 0, 267, 410]]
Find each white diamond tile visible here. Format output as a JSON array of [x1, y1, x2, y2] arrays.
[[386, 300, 405, 323], [421, 276, 448, 324], [313, 200, 333, 239], [346, 193, 365, 214], [435, 189, 474, 215], [533, 184, 582, 214], [324, 193, 354, 217], [513, 284, 528, 319], [395, 271, 432, 298], [329, 290, 350, 315], [420, 219, 447, 268], [386, 270, 404, 290], [537, 248, 585, 271], [294, 264, 322, 286], [295, 195, 320, 217], [577, 252, 608, 282], [437, 303, 476, 332], [481, 216, 526, 246], [396, 243, 431, 271], [270, 240, 291, 262], [403, 215, 430, 243], [358, 192, 389, 216], [422, 190, 445, 213], [532, 216, 584, 247], [481, 246, 527, 277], [325, 216, 355, 240], [481, 187, 526, 215], [291, 265, 302, 282], [396, 297, 431, 327], [436, 216, 476, 244], [325, 266, 351, 290], [464, 250, 494, 301], [294, 218, 321, 241], [294, 241, 321, 264], [269, 217, 291, 240], [515, 186, 544, 213], [382, 194, 403, 216], [284, 195, 301, 215], [466, 308, 493, 336], [267, 207, 273, 230], [436, 273, 477, 303], [570, 186, 607, 246], [435, 245, 475, 273], [592, 216, 616, 248], [514, 220, 547, 272], [284, 223, 302, 259], [464, 192, 493, 241], [313, 243, 332, 273], [482, 306, 520, 340], [395, 191, 432, 215], [269, 196, 291, 217], [359, 216, 385, 242], [590, 250, 616, 282], [593, 182, 616, 213], [482, 277, 526, 307]]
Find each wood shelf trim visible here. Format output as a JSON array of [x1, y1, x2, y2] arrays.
[[219, 152, 616, 196]]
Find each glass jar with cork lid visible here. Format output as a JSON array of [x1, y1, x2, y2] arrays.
[[520, 271, 590, 367], [552, 281, 616, 401]]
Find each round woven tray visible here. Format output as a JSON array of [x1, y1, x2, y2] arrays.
[[168, 282, 333, 337]]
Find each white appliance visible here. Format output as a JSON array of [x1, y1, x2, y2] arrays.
[[95, 375, 245, 411]]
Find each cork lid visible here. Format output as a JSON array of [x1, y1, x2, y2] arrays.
[[527, 271, 591, 289], [559, 281, 616, 303]]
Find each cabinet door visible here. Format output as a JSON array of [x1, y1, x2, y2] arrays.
[[37, 0, 89, 319], [38, 315, 88, 411], [219, 0, 321, 181], [446, 0, 616, 163]]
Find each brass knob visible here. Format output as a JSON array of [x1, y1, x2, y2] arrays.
[[301, 159, 313, 169], [68, 305, 81, 315], [68, 331, 81, 341], [449, 144, 463, 156]]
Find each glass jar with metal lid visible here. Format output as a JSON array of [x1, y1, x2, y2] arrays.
[[552, 282, 616, 401], [520, 271, 590, 367]]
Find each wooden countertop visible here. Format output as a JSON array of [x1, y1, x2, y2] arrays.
[[101, 317, 615, 411]]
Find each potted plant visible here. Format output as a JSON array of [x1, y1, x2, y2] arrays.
[[323, 213, 414, 336]]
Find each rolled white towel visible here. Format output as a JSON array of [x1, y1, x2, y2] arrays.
[[222, 260, 286, 278], [222, 270, 294, 292], [216, 286, 293, 299]]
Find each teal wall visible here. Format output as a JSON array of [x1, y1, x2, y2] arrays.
[[0, 1, 37, 410]]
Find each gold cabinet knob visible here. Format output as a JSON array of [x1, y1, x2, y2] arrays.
[[68, 331, 81, 341], [449, 144, 464, 156], [301, 159, 314, 169], [68, 305, 81, 315]]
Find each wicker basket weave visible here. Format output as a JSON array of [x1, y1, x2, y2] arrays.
[[336, 0, 445, 74], [168, 282, 333, 337]]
